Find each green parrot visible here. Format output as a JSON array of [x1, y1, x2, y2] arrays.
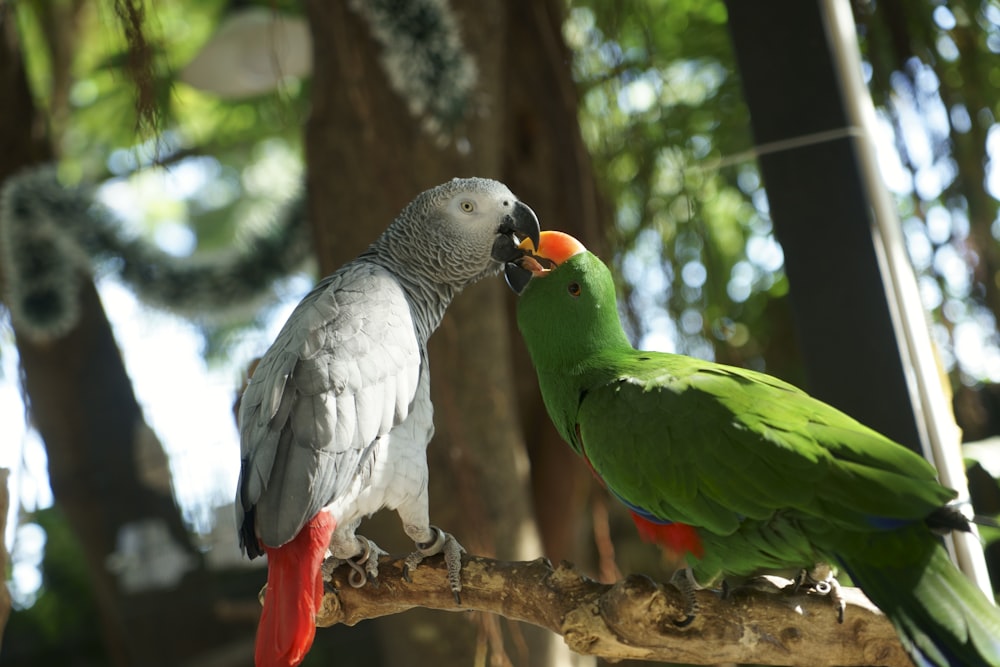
[[504, 230, 1000, 667]]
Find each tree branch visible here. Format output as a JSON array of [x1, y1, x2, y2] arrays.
[[314, 555, 910, 667]]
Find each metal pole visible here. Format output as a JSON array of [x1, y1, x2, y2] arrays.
[[819, 0, 994, 599]]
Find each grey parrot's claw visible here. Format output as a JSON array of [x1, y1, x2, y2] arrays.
[[669, 568, 702, 627], [415, 525, 447, 556], [323, 536, 387, 588], [320, 558, 339, 582], [403, 526, 465, 604], [347, 558, 369, 588], [321, 555, 350, 589], [352, 536, 388, 588]]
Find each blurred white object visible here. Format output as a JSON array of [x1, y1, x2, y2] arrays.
[[106, 519, 197, 592], [180, 8, 312, 98], [965, 436, 1000, 478]]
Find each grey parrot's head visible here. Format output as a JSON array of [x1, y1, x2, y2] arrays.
[[381, 177, 540, 289]]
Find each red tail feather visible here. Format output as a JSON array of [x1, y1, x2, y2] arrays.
[[255, 512, 336, 667], [628, 510, 704, 559]]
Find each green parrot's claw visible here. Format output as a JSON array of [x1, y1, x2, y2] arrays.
[[673, 613, 697, 628], [669, 568, 702, 627], [720, 574, 784, 598], [789, 564, 845, 623]]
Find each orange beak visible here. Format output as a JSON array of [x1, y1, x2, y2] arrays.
[[505, 231, 587, 293]]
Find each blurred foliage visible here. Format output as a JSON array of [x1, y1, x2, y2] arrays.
[[566, 0, 790, 371], [856, 1, 1000, 437], [566, 0, 1000, 409], [16, 0, 308, 162], [12, 0, 311, 359], [0, 508, 106, 666]]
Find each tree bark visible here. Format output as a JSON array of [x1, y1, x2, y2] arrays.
[[303, 0, 580, 664], [500, 0, 611, 569], [314, 555, 911, 667]]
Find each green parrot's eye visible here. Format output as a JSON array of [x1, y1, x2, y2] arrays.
[[460, 200, 475, 213], [568, 282, 581, 297]]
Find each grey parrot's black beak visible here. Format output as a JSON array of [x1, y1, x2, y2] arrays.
[[503, 259, 534, 294], [503, 230, 586, 294], [492, 200, 540, 266]]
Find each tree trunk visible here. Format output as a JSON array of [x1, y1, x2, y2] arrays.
[[0, 7, 262, 666], [302, 0, 605, 664]]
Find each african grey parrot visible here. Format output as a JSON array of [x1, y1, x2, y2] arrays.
[[236, 177, 539, 667]]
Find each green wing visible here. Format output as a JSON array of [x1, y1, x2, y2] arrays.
[[577, 350, 955, 538]]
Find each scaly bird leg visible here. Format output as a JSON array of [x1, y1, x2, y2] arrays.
[[669, 567, 702, 627], [786, 563, 846, 623], [402, 526, 465, 604], [321, 535, 388, 589]]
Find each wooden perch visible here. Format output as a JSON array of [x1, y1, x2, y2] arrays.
[[312, 554, 910, 666]]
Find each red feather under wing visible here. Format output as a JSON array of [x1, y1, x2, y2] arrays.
[[628, 510, 704, 559]]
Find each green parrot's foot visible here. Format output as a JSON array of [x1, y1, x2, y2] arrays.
[[321, 536, 388, 589], [787, 564, 846, 623], [669, 568, 702, 627], [402, 526, 465, 604], [720, 574, 785, 599]]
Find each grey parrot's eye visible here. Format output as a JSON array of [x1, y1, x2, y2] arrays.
[[460, 200, 475, 213]]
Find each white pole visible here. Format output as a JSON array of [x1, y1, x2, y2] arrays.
[[819, 0, 994, 599]]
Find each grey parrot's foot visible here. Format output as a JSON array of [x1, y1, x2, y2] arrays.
[[320, 556, 345, 590], [321, 537, 388, 589], [402, 526, 465, 604], [321, 559, 339, 593], [787, 564, 846, 623], [347, 536, 389, 588], [669, 568, 702, 627]]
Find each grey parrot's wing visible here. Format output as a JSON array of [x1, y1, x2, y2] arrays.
[[236, 262, 421, 550]]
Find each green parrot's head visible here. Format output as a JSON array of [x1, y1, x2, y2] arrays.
[[506, 231, 632, 370]]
